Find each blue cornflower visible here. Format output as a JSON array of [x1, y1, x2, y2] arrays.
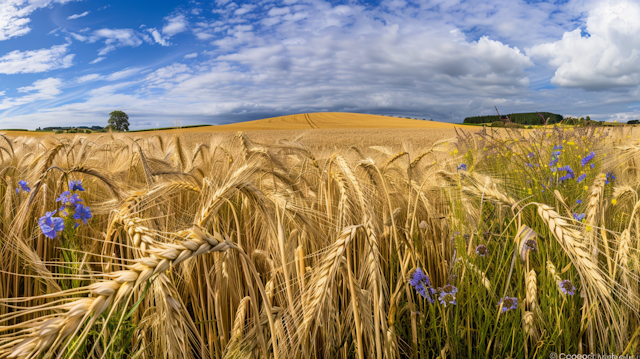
[[73, 204, 92, 224], [525, 163, 534, 168], [576, 199, 582, 204], [68, 193, 83, 206], [457, 164, 467, 171], [409, 268, 428, 287], [557, 165, 575, 182], [573, 213, 585, 221], [581, 152, 595, 167], [441, 284, 458, 295], [16, 180, 31, 194], [69, 180, 85, 192], [410, 268, 435, 303], [553, 150, 562, 156], [56, 191, 71, 211], [577, 173, 586, 183], [38, 211, 56, 227], [475, 245, 488, 257], [553, 144, 563, 151], [590, 163, 595, 169], [549, 157, 559, 168], [499, 296, 518, 313], [558, 279, 576, 296], [439, 292, 456, 307], [38, 212, 64, 239]]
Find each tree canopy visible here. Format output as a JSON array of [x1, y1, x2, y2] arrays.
[[108, 111, 130, 132]]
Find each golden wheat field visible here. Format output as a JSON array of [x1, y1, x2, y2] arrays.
[[2, 114, 640, 358]]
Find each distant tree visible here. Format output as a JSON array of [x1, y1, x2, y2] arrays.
[[628, 119, 640, 125], [108, 111, 130, 132]]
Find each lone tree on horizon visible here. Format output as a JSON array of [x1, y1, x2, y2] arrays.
[[108, 110, 130, 132]]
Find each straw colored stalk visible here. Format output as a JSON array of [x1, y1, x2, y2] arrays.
[[0, 226, 240, 359], [536, 203, 625, 349]]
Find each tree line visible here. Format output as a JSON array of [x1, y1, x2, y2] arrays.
[[463, 112, 563, 125]]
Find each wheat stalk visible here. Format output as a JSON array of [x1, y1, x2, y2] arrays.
[[0, 226, 238, 359]]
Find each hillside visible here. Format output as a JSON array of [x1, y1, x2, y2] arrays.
[[165, 112, 473, 133]]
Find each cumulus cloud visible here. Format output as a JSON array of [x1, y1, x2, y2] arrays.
[[184, 52, 198, 59], [67, 11, 89, 20], [528, 0, 640, 90], [0, 78, 62, 110], [0, 44, 74, 74], [162, 14, 188, 36]]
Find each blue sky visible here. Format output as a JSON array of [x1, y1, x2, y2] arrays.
[[0, 0, 639, 130]]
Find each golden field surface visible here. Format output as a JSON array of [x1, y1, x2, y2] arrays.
[[2, 120, 640, 359]]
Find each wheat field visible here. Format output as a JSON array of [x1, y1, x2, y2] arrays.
[[1, 120, 640, 358]]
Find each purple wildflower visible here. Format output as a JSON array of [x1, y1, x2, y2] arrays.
[[576, 199, 582, 204], [590, 163, 595, 169], [527, 152, 535, 157], [499, 296, 518, 313], [73, 204, 92, 224], [558, 280, 576, 296], [475, 244, 488, 257], [577, 173, 586, 183], [410, 268, 435, 303], [581, 152, 595, 167], [441, 284, 458, 295], [38, 212, 64, 239], [69, 180, 85, 192], [457, 164, 467, 171], [573, 213, 585, 221], [16, 180, 31, 193], [439, 293, 456, 307]]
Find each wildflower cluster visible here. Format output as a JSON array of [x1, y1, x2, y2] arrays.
[[557, 165, 575, 182], [409, 268, 436, 303], [37, 180, 92, 239], [573, 213, 585, 221], [581, 151, 595, 167]]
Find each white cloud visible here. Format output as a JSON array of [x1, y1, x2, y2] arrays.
[[162, 14, 188, 36], [76, 73, 101, 83], [0, 0, 75, 41], [106, 67, 142, 81], [89, 57, 105, 64], [67, 11, 89, 20], [184, 52, 198, 59], [528, 0, 640, 90], [70, 28, 151, 55], [147, 28, 170, 46], [0, 78, 62, 110], [0, 44, 74, 74]]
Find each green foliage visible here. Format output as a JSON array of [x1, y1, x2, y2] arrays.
[[628, 119, 640, 125], [108, 110, 130, 132], [464, 112, 563, 125]]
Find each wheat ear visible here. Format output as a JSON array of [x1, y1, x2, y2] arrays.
[[0, 226, 236, 359]]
